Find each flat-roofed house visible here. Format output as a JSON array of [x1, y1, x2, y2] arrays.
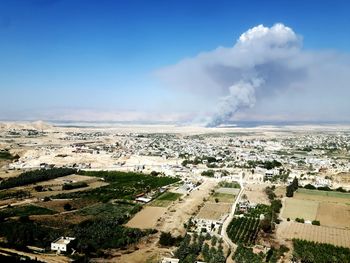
[[51, 237, 75, 253]]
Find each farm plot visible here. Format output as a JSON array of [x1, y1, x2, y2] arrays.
[[227, 217, 260, 245], [277, 221, 350, 248], [216, 187, 240, 195], [295, 188, 350, 204], [282, 198, 319, 221], [197, 202, 231, 221], [283, 189, 350, 228], [316, 203, 350, 229], [0, 205, 57, 218], [126, 206, 166, 229], [149, 192, 182, 207], [209, 192, 235, 203]]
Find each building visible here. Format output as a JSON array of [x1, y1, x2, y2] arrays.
[[51, 237, 76, 253], [161, 258, 179, 263]]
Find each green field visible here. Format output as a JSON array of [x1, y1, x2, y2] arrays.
[[54, 171, 180, 202], [0, 205, 57, 218], [149, 191, 182, 207], [210, 192, 235, 203], [227, 217, 260, 245], [0, 151, 16, 160], [77, 202, 139, 220], [297, 188, 350, 199]]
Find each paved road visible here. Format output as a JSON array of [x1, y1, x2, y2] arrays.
[[221, 182, 244, 263]]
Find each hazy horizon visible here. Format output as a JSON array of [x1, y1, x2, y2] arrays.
[[1, 0, 350, 125]]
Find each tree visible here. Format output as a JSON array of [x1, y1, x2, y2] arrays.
[[291, 177, 299, 191], [312, 220, 320, 226], [63, 203, 72, 211], [34, 185, 44, 192], [211, 235, 217, 246], [286, 185, 294, 197], [215, 198, 219, 203]]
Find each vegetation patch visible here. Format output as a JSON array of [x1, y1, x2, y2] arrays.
[[0, 150, 18, 160], [218, 181, 240, 188], [0, 205, 57, 219], [210, 192, 235, 203], [54, 171, 179, 202], [293, 239, 350, 263], [227, 217, 260, 245], [0, 190, 31, 200], [77, 202, 138, 221], [0, 168, 77, 190], [297, 188, 350, 199], [62, 181, 88, 190], [150, 192, 182, 207]]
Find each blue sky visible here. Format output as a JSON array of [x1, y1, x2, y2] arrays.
[[1, 0, 350, 122]]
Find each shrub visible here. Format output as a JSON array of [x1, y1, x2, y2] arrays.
[[159, 232, 182, 246], [62, 182, 88, 190], [63, 203, 72, 211], [304, 184, 316, 190], [295, 218, 304, 223], [312, 220, 320, 226]]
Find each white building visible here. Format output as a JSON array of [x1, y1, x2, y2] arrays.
[[51, 237, 75, 253], [161, 258, 179, 263]]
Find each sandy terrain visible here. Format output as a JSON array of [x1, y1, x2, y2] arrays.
[[126, 206, 167, 229], [277, 221, 350, 248], [197, 202, 231, 220], [316, 203, 350, 229], [242, 183, 270, 205], [0, 247, 69, 263], [282, 190, 350, 228], [157, 179, 217, 236]]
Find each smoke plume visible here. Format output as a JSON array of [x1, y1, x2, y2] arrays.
[[156, 23, 350, 125]]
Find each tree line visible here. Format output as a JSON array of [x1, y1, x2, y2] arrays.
[[0, 168, 76, 190]]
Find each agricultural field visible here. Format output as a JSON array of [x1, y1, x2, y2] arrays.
[[0, 169, 179, 259], [282, 198, 319, 221], [125, 206, 167, 229], [53, 170, 180, 202], [226, 217, 260, 245], [197, 202, 231, 220], [0, 204, 57, 219], [242, 184, 270, 205], [282, 188, 350, 228], [209, 192, 235, 203], [293, 239, 350, 263], [216, 187, 240, 195], [277, 221, 350, 248], [149, 191, 182, 207]]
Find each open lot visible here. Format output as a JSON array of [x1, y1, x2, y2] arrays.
[[282, 198, 319, 221], [316, 203, 350, 229], [197, 202, 231, 220], [277, 221, 350, 248], [242, 183, 270, 205], [282, 189, 350, 228], [216, 187, 240, 195], [209, 192, 235, 203], [126, 206, 166, 229]]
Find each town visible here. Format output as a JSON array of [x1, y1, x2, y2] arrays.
[[0, 122, 350, 262]]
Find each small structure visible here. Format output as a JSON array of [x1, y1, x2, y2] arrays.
[[136, 197, 152, 203], [161, 258, 179, 263], [51, 237, 76, 253]]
